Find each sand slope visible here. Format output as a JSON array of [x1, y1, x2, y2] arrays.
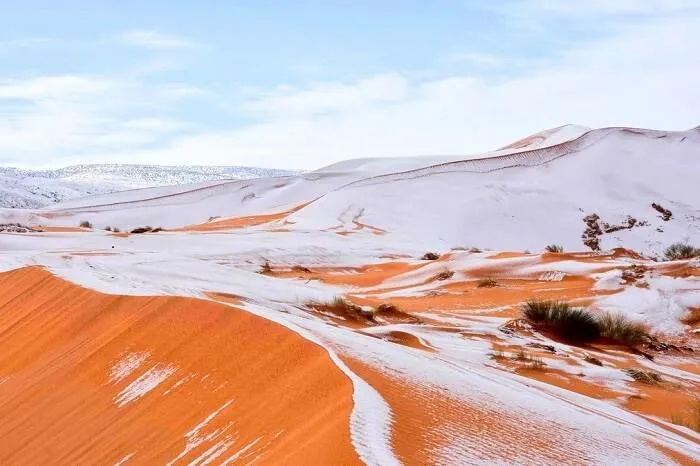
[[0, 267, 358, 465]]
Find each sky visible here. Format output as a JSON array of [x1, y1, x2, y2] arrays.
[[0, 0, 698, 170]]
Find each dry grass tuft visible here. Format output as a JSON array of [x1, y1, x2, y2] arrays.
[[664, 242, 700, 261], [598, 312, 649, 346], [291, 265, 312, 273], [545, 244, 564, 253], [307, 297, 375, 322], [259, 260, 273, 274], [521, 300, 600, 342], [477, 277, 498, 288], [671, 398, 700, 433], [625, 368, 662, 384], [434, 268, 455, 281]]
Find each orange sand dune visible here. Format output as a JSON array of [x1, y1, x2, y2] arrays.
[[179, 202, 310, 232], [0, 267, 359, 466]]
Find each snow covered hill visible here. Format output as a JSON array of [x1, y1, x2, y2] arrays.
[[8, 123, 696, 258], [0, 164, 297, 209]]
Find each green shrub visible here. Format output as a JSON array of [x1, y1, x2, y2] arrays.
[[664, 242, 700, 260]]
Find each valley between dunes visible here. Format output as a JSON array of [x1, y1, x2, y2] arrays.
[[0, 124, 699, 465]]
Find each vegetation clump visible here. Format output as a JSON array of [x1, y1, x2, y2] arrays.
[[434, 269, 455, 281], [664, 242, 700, 261], [477, 278, 498, 288], [672, 398, 700, 433], [545, 244, 564, 253], [422, 252, 440, 260], [625, 368, 662, 384], [521, 300, 600, 342], [79, 220, 93, 229], [598, 312, 649, 345], [522, 300, 651, 346], [307, 297, 375, 322], [258, 260, 273, 274]]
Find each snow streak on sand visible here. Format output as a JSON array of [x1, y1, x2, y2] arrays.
[[115, 363, 177, 407], [110, 352, 150, 383], [168, 400, 235, 466]]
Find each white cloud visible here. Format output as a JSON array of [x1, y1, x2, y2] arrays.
[[0, 75, 113, 100], [245, 74, 409, 119], [0, 74, 195, 164], [1, 8, 698, 171], [76, 11, 699, 170], [119, 30, 196, 50]]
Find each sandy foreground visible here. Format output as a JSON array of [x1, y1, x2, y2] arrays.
[[0, 212, 698, 465]]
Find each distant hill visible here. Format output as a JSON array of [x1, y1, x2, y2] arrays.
[[0, 164, 297, 208]]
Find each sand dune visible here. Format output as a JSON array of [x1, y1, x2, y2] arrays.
[[0, 267, 358, 465]]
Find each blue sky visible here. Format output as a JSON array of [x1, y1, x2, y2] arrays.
[[1, 0, 699, 169]]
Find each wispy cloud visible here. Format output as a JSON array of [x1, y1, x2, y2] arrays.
[[245, 74, 408, 119], [119, 30, 196, 50]]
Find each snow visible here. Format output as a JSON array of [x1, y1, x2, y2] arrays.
[[115, 363, 177, 407], [109, 352, 150, 383], [290, 127, 700, 256], [167, 400, 235, 466], [0, 164, 296, 209], [596, 274, 700, 334], [0, 126, 695, 258]]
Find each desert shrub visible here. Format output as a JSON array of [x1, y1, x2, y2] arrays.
[[79, 220, 93, 229], [112, 227, 121, 233], [151, 227, 164, 233], [104, 226, 112, 232], [307, 297, 375, 322], [514, 348, 546, 369], [377, 303, 398, 313], [434, 268, 455, 281], [522, 300, 560, 323], [477, 278, 498, 288], [130, 226, 153, 234], [522, 300, 600, 342], [545, 244, 564, 253], [548, 306, 600, 341], [625, 368, 662, 384], [598, 312, 649, 345], [583, 353, 603, 366], [291, 265, 312, 273], [664, 242, 700, 261], [259, 260, 272, 274], [422, 252, 440, 260]]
